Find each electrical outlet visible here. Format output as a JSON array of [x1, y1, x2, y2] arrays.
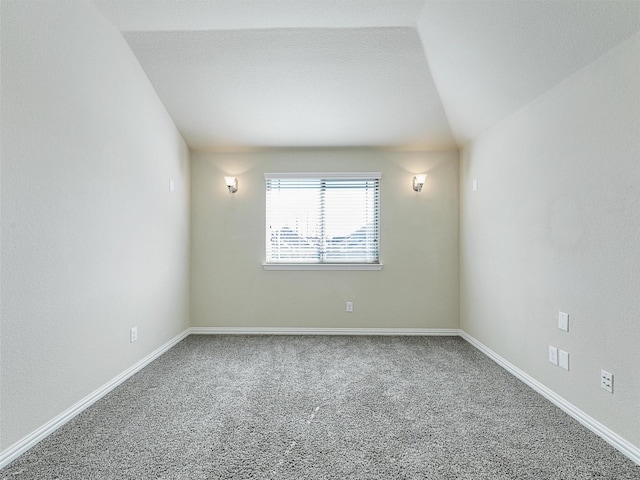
[[548, 346, 558, 365], [601, 370, 613, 393], [346, 301, 353, 312], [130, 327, 138, 343], [559, 350, 569, 370]]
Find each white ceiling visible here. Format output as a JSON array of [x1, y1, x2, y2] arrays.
[[93, 0, 640, 152]]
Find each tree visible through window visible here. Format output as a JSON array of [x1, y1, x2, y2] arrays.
[[265, 173, 380, 264]]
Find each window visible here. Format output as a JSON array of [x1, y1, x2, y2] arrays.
[[264, 173, 382, 270]]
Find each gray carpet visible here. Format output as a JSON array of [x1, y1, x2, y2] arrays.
[[1, 335, 638, 479]]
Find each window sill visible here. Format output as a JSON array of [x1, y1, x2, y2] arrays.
[[263, 263, 383, 271]]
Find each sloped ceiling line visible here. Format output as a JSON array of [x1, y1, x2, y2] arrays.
[[94, 0, 640, 151]]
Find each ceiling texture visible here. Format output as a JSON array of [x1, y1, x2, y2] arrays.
[[93, 0, 640, 152]]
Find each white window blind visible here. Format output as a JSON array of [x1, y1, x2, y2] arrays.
[[265, 173, 380, 265]]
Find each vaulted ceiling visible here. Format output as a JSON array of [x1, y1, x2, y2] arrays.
[[93, 0, 640, 152]]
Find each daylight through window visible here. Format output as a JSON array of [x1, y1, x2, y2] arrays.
[[265, 173, 381, 266]]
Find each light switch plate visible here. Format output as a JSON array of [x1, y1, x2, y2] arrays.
[[559, 350, 569, 370], [548, 346, 558, 365], [558, 312, 569, 332]]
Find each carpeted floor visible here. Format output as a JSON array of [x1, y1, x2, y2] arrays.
[[1, 335, 638, 479]]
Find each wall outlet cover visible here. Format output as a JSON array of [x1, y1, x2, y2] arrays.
[[601, 370, 613, 393]]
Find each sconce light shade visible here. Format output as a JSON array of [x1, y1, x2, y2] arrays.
[[224, 176, 238, 194], [413, 174, 427, 192]]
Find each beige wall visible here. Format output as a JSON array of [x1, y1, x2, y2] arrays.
[[191, 148, 459, 329], [460, 34, 640, 447], [1, 0, 190, 450]]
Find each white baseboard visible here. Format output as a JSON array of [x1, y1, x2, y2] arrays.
[[1, 326, 454, 468], [0, 328, 190, 470], [3, 327, 638, 469], [459, 331, 640, 466], [189, 326, 461, 336]]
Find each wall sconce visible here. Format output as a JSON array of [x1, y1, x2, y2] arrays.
[[224, 176, 238, 194], [413, 174, 427, 192]]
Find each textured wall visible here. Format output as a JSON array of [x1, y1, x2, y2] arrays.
[[460, 34, 640, 447], [190, 148, 459, 330], [1, 0, 190, 450]]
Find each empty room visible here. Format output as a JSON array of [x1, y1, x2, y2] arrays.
[[1, 0, 639, 478]]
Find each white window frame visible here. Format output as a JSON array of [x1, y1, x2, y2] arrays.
[[263, 172, 383, 271]]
